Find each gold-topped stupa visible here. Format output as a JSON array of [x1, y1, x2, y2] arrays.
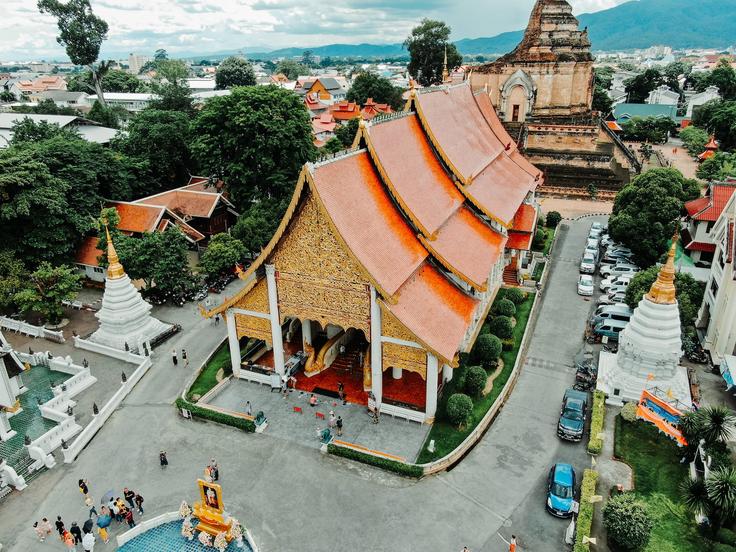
[[105, 225, 125, 280], [646, 231, 678, 305]]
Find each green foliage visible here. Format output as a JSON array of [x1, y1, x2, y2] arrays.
[[13, 262, 81, 324], [199, 233, 246, 277], [275, 60, 310, 80], [588, 391, 606, 455], [191, 85, 317, 211], [37, 0, 108, 67], [334, 118, 360, 148], [10, 118, 80, 144], [603, 493, 654, 551], [621, 401, 638, 422], [464, 366, 487, 398], [148, 82, 193, 113], [404, 19, 463, 87], [446, 393, 473, 427], [501, 287, 525, 305], [187, 340, 233, 401], [620, 116, 677, 144], [174, 398, 255, 432], [545, 211, 562, 228], [679, 126, 711, 157], [707, 467, 736, 523], [712, 544, 736, 552], [0, 252, 28, 312], [231, 201, 280, 255], [693, 100, 736, 151], [532, 227, 546, 250], [697, 152, 736, 182], [717, 528, 736, 546], [346, 72, 404, 111], [593, 67, 614, 114], [215, 56, 256, 89], [573, 469, 599, 552], [322, 137, 344, 154], [609, 168, 701, 267], [695, 59, 736, 101], [67, 69, 143, 93], [12, 98, 78, 116], [489, 315, 513, 340], [625, 69, 664, 104], [624, 266, 705, 328], [471, 334, 502, 368], [87, 100, 124, 128], [492, 298, 516, 318], [327, 443, 423, 478]]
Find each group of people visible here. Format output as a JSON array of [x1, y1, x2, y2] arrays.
[[171, 348, 189, 367], [204, 458, 219, 483], [32, 517, 96, 551]]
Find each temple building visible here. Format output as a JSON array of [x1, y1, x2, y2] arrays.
[[88, 229, 171, 353], [597, 237, 692, 406], [470, 0, 639, 194], [204, 82, 542, 423]]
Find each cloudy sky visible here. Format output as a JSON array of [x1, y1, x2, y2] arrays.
[[1, 0, 629, 61]]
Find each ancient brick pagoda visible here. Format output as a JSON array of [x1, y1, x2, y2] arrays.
[[204, 83, 541, 423], [471, 0, 639, 194]]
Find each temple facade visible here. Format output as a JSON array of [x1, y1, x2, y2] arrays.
[[470, 0, 639, 194], [204, 83, 542, 423]]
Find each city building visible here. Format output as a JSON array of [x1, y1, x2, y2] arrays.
[[646, 85, 680, 106], [34, 90, 88, 108], [85, 92, 155, 113], [613, 103, 678, 123], [8, 75, 67, 99], [297, 77, 348, 105], [685, 85, 720, 119], [683, 181, 736, 267], [128, 53, 151, 75], [203, 82, 541, 423]]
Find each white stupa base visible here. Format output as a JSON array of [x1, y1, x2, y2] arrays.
[[89, 319, 171, 352], [597, 350, 692, 407]]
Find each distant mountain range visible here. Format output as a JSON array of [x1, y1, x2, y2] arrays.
[[195, 0, 735, 61]]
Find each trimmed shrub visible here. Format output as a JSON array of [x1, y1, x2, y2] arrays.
[[574, 469, 599, 552], [175, 398, 255, 432], [502, 338, 514, 352], [472, 334, 502, 367], [546, 211, 562, 228], [489, 316, 513, 340], [588, 391, 606, 455], [621, 401, 638, 422], [532, 228, 546, 249], [603, 493, 653, 552], [464, 366, 487, 397], [446, 393, 473, 427], [327, 443, 423, 477], [717, 528, 736, 546], [493, 298, 516, 317], [503, 287, 525, 305]]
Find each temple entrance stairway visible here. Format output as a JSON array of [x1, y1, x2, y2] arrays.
[[503, 265, 520, 286]]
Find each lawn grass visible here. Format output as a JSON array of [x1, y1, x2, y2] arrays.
[[614, 415, 709, 552], [186, 340, 233, 401], [532, 261, 546, 282], [415, 292, 535, 463]]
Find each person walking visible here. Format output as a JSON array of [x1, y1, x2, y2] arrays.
[[39, 518, 52, 538], [55, 516, 65, 539], [181, 348, 188, 367], [134, 493, 144, 515], [69, 522, 82, 545], [328, 411, 336, 429], [33, 522, 46, 542], [172, 349, 178, 366], [62, 529, 76, 551], [82, 530, 95, 552], [85, 495, 97, 518], [124, 508, 135, 529], [245, 401, 252, 416], [82, 358, 89, 369], [159, 450, 168, 468], [209, 459, 219, 482], [214, 314, 220, 326], [123, 488, 135, 510], [78, 479, 88, 496], [336, 416, 343, 436], [509, 535, 517, 552]]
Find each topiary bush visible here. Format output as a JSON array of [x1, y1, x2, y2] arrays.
[[493, 298, 516, 317], [574, 469, 599, 552], [327, 443, 423, 477], [446, 393, 473, 427], [603, 493, 653, 552], [717, 528, 736, 547], [546, 211, 562, 228], [489, 316, 513, 340], [464, 366, 488, 398], [503, 287, 525, 305], [472, 334, 502, 368], [588, 391, 606, 455], [621, 401, 638, 422]]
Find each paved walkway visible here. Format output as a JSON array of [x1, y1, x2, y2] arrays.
[[208, 378, 430, 461]]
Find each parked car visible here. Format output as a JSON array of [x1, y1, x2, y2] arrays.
[[585, 246, 599, 263], [593, 304, 633, 325], [558, 388, 588, 442], [607, 283, 629, 296], [600, 234, 614, 248], [600, 263, 640, 278], [597, 290, 627, 306], [578, 275, 594, 296], [546, 463, 577, 518], [591, 318, 628, 341], [580, 253, 596, 274], [600, 273, 634, 292], [586, 237, 599, 250]]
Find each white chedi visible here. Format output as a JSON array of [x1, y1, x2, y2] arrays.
[[214, 531, 228, 551]]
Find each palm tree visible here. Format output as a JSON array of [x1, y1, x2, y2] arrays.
[[681, 476, 710, 517], [698, 406, 736, 445], [707, 467, 736, 525]]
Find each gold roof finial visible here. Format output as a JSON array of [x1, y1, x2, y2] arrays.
[[646, 228, 678, 305], [104, 224, 126, 280]]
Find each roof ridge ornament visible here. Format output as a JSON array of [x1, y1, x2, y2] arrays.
[[104, 224, 126, 280], [646, 228, 678, 305]]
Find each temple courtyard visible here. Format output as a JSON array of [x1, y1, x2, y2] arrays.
[[1, 216, 604, 551]]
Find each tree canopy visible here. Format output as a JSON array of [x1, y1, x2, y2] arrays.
[[697, 152, 736, 181], [346, 72, 404, 111], [693, 100, 736, 152], [191, 85, 316, 212], [10, 118, 80, 144], [275, 60, 310, 81], [592, 66, 614, 115], [199, 233, 246, 277], [334, 118, 360, 148], [231, 202, 279, 256], [404, 19, 462, 87], [67, 69, 143, 94], [679, 125, 710, 157], [694, 59, 736, 100], [620, 116, 677, 143], [11, 98, 78, 116], [624, 69, 665, 103], [13, 262, 81, 324], [608, 168, 701, 267], [215, 57, 256, 89]]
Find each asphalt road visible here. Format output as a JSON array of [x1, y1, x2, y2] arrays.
[[0, 216, 607, 552]]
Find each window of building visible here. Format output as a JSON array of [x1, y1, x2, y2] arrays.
[[93, 267, 104, 274], [512, 104, 520, 122], [711, 278, 719, 298], [718, 250, 726, 270], [706, 221, 715, 233]]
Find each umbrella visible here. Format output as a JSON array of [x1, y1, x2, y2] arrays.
[[96, 514, 111, 529], [100, 489, 115, 505], [83, 519, 94, 533]]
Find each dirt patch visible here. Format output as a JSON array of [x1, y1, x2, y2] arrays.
[[482, 359, 505, 396], [216, 368, 225, 382]]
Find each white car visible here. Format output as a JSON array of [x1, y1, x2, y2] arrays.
[[580, 253, 596, 274], [600, 234, 614, 248], [600, 263, 639, 278], [578, 275, 595, 296], [600, 274, 633, 292]]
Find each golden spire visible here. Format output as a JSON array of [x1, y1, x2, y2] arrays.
[[105, 225, 125, 280], [442, 45, 449, 83], [646, 230, 678, 305]]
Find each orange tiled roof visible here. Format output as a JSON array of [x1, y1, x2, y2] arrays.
[[511, 203, 537, 233], [108, 201, 164, 233], [606, 120, 623, 132], [361, 98, 392, 120], [330, 101, 361, 121], [311, 151, 427, 296], [135, 190, 219, 218], [685, 184, 736, 222], [75, 236, 101, 266], [465, 153, 534, 225], [507, 230, 534, 251]]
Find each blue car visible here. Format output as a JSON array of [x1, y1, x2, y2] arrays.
[[546, 463, 576, 518]]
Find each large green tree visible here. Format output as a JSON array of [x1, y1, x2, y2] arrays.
[[334, 118, 360, 148], [404, 19, 462, 87], [67, 68, 143, 93], [12, 98, 78, 116], [0, 252, 28, 313], [199, 233, 246, 277], [10, 118, 80, 144], [275, 60, 310, 80], [679, 125, 710, 157], [624, 69, 663, 103], [215, 57, 256, 90], [620, 116, 677, 143], [697, 152, 736, 181], [13, 262, 81, 324], [37, 0, 109, 106], [191, 85, 316, 211], [593, 66, 614, 115], [707, 59, 736, 101], [148, 59, 193, 112], [693, 100, 736, 152], [608, 168, 701, 267], [347, 72, 404, 111], [230, 202, 279, 255]]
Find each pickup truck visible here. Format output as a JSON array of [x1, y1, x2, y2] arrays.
[[557, 388, 588, 442]]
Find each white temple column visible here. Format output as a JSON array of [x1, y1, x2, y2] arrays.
[[370, 286, 382, 405], [226, 309, 241, 378], [0, 411, 16, 440], [266, 265, 285, 375], [392, 367, 402, 379], [302, 319, 312, 349], [442, 363, 453, 383], [426, 353, 439, 422]]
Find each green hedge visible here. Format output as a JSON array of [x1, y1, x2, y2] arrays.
[[175, 398, 255, 432], [327, 443, 423, 478], [574, 469, 599, 552], [588, 391, 606, 455]]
